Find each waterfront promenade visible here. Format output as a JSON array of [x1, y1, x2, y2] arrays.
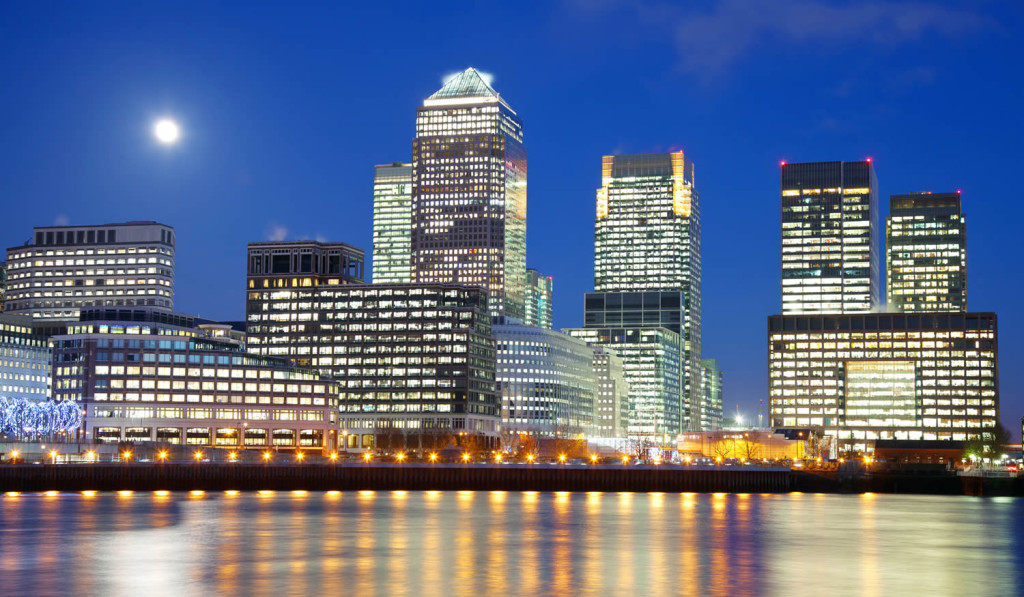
[[1, 463, 1021, 496]]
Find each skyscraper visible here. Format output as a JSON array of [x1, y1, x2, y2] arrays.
[[524, 268, 552, 329], [371, 163, 413, 283], [701, 358, 723, 431], [887, 191, 966, 312], [780, 160, 878, 314], [410, 67, 527, 319], [586, 151, 702, 432], [4, 221, 175, 321]]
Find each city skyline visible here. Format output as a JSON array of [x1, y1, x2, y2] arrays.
[[1, 3, 1021, 439]]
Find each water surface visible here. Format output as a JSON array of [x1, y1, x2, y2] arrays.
[[1, 491, 1020, 596]]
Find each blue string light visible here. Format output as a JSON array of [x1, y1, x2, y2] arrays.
[[0, 397, 83, 437]]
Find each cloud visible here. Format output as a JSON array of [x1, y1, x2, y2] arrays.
[[54, 214, 69, 226], [669, 0, 987, 74], [266, 223, 288, 241]]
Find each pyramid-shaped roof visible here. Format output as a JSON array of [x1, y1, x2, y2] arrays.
[[428, 68, 500, 101]]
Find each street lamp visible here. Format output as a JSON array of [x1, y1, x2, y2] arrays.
[[363, 452, 372, 463], [395, 452, 406, 463], [263, 451, 272, 463], [228, 451, 238, 462], [194, 451, 204, 462], [122, 450, 132, 462], [558, 454, 567, 464], [295, 452, 305, 464], [526, 453, 535, 464], [49, 450, 59, 464], [157, 451, 168, 462], [9, 450, 20, 463], [429, 452, 438, 463], [329, 452, 339, 463]]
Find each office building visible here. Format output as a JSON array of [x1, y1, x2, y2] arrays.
[[247, 276, 500, 451], [495, 320, 596, 437], [524, 268, 553, 329], [372, 163, 413, 284], [0, 313, 51, 401], [887, 191, 966, 312], [768, 312, 999, 452], [4, 221, 175, 320], [0, 261, 6, 312], [245, 240, 365, 368], [410, 67, 527, 319], [780, 160, 878, 314], [566, 326, 682, 438], [592, 346, 628, 438], [51, 308, 340, 451], [701, 358, 723, 431], [589, 151, 703, 430]]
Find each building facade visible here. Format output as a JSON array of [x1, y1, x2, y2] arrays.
[[51, 308, 340, 451], [371, 163, 413, 284], [566, 326, 682, 438], [768, 312, 999, 452], [701, 358, 723, 431], [495, 320, 596, 438], [245, 240, 365, 368], [0, 260, 6, 312], [589, 151, 703, 431], [247, 278, 501, 451], [780, 160, 878, 314], [593, 346, 628, 438], [524, 269, 553, 329], [0, 313, 51, 402], [4, 221, 175, 321], [887, 191, 966, 313], [410, 67, 527, 319]]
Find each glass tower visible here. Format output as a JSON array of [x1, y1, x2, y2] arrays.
[[371, 163, 413, 284], [524, 268, 552, 329], [701, 358, 723, 431], [590, 151, 702, 432], [887, 191, 966, 312], [780, 160, 878, 314], [410, 67, 527, 319]]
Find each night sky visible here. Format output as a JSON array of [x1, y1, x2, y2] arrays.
[[2, 2, 1021, 439]]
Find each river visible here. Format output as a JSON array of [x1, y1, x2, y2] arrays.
[[0, 491, 1020, 596]]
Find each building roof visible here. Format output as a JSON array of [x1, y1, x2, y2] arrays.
[[428, 68, 499, 101]]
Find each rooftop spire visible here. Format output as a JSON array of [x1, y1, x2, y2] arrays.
[[428, 67, 499, 101]]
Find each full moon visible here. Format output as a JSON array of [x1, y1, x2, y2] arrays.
[[153, 119, 180, 144]]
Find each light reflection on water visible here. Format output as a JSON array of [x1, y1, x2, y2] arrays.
[[0, 491, 1020, 596]]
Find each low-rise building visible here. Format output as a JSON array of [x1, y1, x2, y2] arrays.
[[592, 346, 628, 438], [0, 313, 50, 402], [678, 429, 806, 461], [565, 326, 683, 440], [495, 319, 596, 438], [51, 308, 340, 451], [5, 221, 175, 321], [769, 312, 999, 452]]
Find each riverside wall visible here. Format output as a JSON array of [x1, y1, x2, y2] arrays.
[[0, 464, 792, 493]]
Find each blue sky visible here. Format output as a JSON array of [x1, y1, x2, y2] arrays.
[[1, 1, 1021, 439]]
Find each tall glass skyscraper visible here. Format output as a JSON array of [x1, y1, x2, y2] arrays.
[[410, 67, 527, 319], [887, 191, 966, 312], [780, 160, 878, 314], [371, 163, 413, 284], [588, 151, 702, 432], [524, 268, 552, 329]]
